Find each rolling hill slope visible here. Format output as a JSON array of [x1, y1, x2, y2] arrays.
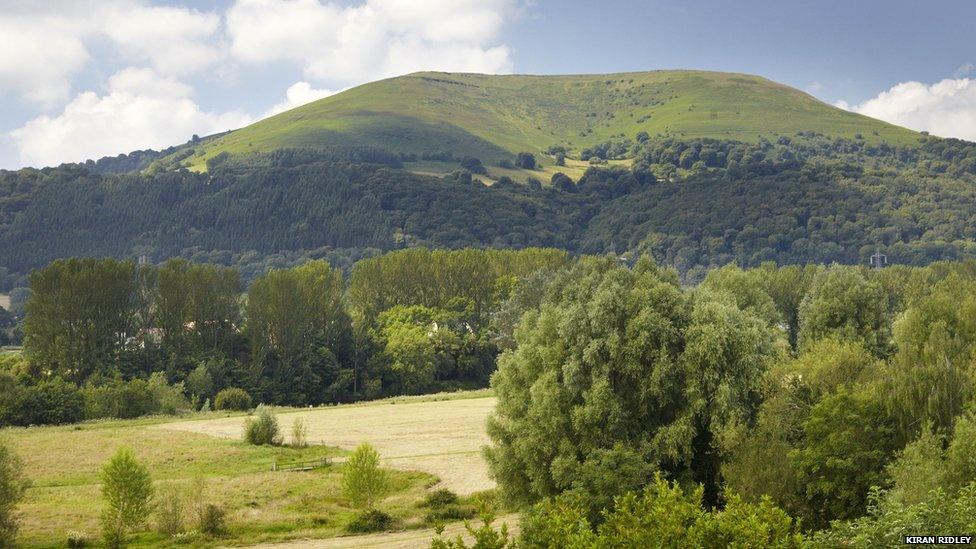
[[175, 70, 918, 171]]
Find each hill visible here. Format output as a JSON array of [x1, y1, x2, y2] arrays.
[[171, 70, 918, 171]]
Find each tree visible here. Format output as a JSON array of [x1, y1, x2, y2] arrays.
[[247, 261, 351, 404], [101, 448, 154, 548], [514, 152, 536, 169], [797, 265, 890, 357], [154, 259, 241, 359], [343, 443, 388, 510], [701, 264, 781, 327], [885, 275, 976, 438], [788, 388, 898, 527], [24, 258, 136, 383], [0, 440, 29, 546], [485, 257, 779, 514]]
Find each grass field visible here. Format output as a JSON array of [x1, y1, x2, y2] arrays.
[[3, 391, 497, 548], [162, 391, 496, 496], [173, 70, 919, 172]]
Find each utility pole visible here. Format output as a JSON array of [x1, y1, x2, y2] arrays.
[[869, 248, 887, 269]]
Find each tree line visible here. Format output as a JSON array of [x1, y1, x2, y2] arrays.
[[0, 248, 567, 426]]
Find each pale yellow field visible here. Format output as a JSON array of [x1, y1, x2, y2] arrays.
[[0, 293, 10, 310], [161, 394, 498, 496]]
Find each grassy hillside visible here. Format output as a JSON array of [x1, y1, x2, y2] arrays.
[[176, 70, 918, 171]]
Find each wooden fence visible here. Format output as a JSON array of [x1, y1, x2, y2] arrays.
[[272, 456, 332, 472]]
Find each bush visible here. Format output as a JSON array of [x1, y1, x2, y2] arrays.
[[84, 378, 156, 420], [243, 405, 282, 446], [423, 489, 459, 508], [291, 417, 308, 448], [5, 377, 85, 426], [198, 504, 226, 536], [346, 509, 395, 533], [155, 484, 185, 537], [66, 530, 91, 548], [515, 152, 537, 169], [430, 507, 512, 548], [343, 443, 389, 509], [426, 503, 477, 524], [0, 440, 29, 546], [147, 372, 188, 416], [101, 448, 154, 548], [519, 475, 802, 548], [215, 387, 252, 411]]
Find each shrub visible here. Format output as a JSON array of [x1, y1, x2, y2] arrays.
[[198, 504, 226, 536], [6, 377, 84, 426], [423, 489, 459, 508], [84, 378, 156, 420], [0, 440, 29, 546], [514, 152, 536, 169], [101, 448, 154, 548], [66, 530, 91, 548], [291, 417, 308, 448], [243, 405, 282, 446], [147, 372, 188, 416], [425, 503, 477, 524], [343, 443, 389, 509], [215, 387, 252, 411], [430, 507, 512, 548], [519, 475, 802, 548], [346, 509, 395, 533], [155, 484, 185, 537]]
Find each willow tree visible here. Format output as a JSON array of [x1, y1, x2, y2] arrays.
[[485, 257, 781, 515]]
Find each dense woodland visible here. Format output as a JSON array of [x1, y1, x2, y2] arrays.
[[5, 251, 976, 544], [3, 133, 976, 293]]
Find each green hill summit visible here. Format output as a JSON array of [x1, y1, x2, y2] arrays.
[[177, 70, 916, 171]]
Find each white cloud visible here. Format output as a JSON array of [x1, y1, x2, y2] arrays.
[[0, 1, 222, 105], [264, 81, 338, 117], [0, 8, 92, 105], [226, 0, 516, 84], [102, 4, 223, 76], [9, 68, 252, 167], [838, 78, 976, 141]]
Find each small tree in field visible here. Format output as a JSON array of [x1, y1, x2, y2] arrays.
[[291, 417, 308, 448], [343, 443, 389, 510], [101, 448, 154, 548], [243, 405, 282, 446], [0, 440, 29, 546]]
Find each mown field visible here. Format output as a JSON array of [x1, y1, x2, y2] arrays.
[[3, 391, 496, 548]]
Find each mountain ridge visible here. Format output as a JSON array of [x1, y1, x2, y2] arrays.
[[166, 69, 918, 171]]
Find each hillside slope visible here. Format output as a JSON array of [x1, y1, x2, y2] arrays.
[[176, 70, 917, 170]]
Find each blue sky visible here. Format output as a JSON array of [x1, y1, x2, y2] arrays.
[[1, 0, 974, 169]]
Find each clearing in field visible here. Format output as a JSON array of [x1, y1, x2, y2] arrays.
[[161, 392, 497, 496], [3, 390, 497, 547]]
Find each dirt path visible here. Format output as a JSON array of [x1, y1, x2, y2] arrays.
[[159, 396, 498, 495]]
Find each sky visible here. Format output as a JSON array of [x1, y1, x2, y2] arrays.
[[1, 0, 974, 169]]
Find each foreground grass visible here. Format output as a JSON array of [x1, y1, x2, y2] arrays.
[[4, 412, 447, 547]]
